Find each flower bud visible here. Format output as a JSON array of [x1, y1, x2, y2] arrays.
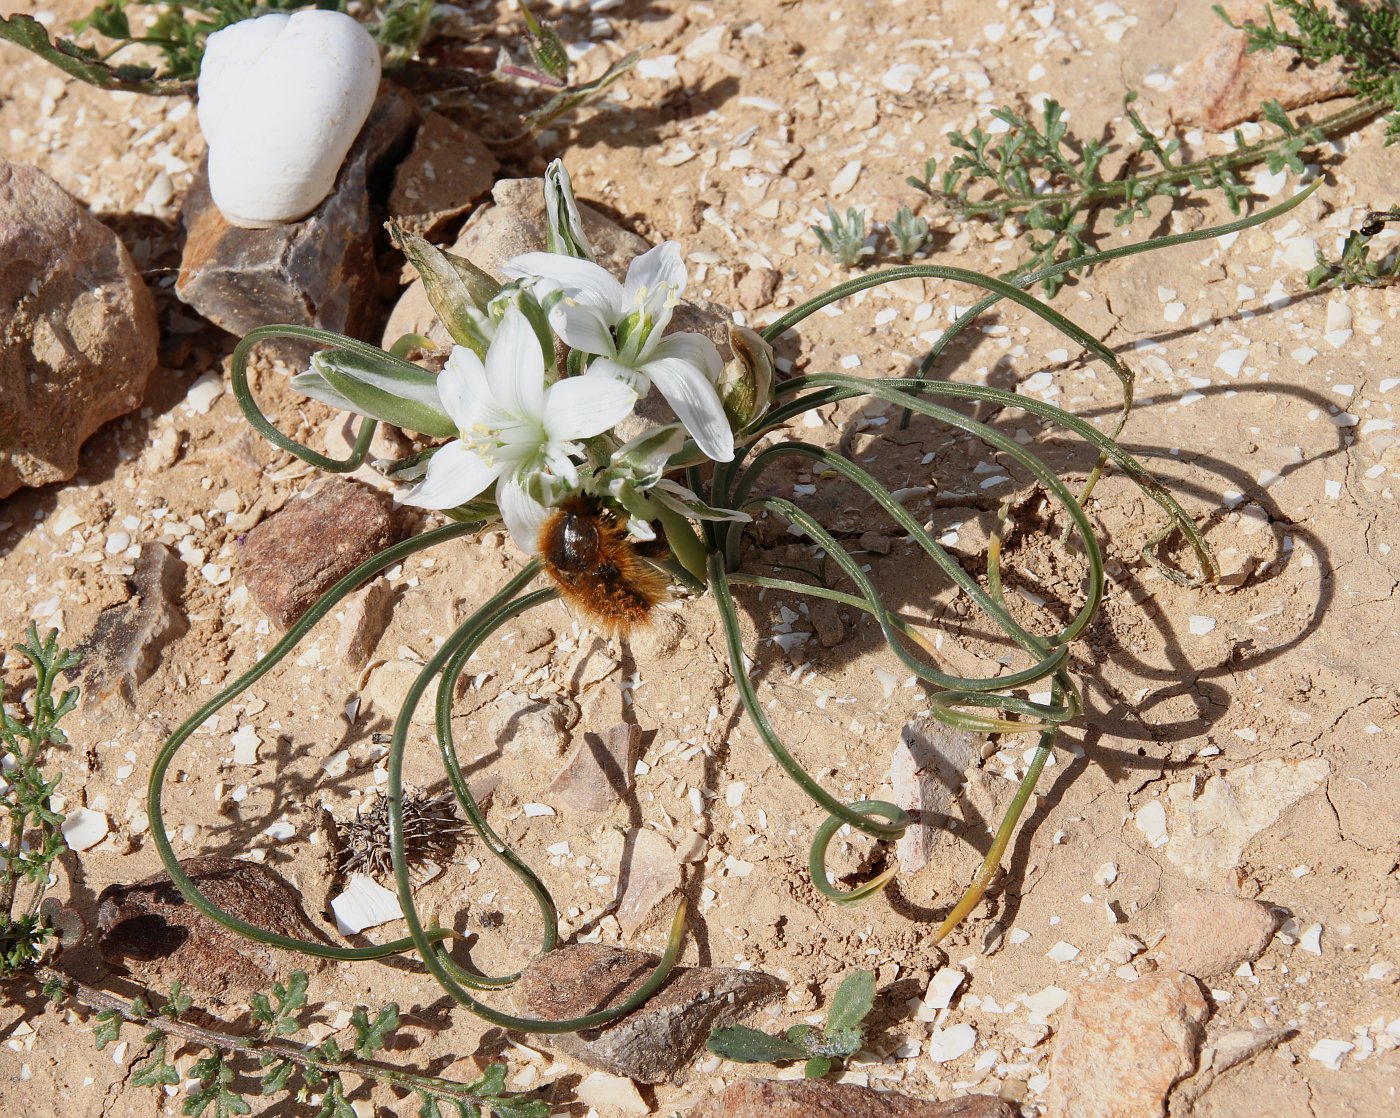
[[387, 222, 499, 357], [719, 324, 775, 431], [543, 159, 595, 261]]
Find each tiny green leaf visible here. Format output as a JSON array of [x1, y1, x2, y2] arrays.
[[824, 969, 876, 1037], [706, 1024, 808, 1064]]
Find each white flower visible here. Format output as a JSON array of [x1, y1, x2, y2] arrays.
[[403, 307, 637, 552], [502, 242, 735, 462]]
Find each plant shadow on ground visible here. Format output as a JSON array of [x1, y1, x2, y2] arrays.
[[714, 277, 1343, 929]]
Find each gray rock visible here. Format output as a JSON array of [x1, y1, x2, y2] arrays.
[[388, 112, 499, 239], [689, 1080, 1017, 1118], [602, 827, 682, 935], [176, 84, 418, 347], [97, 856, 329, 1002], [0, 160, 159, 498], [68, 542, 187, 709], [489, 692, 574, 757], [517, 944, 784, 1084], [550, 723, 638, 811], [239, 477, 404, 629]]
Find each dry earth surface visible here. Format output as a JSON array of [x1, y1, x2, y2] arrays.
[[0, 0, 1397, 1116]]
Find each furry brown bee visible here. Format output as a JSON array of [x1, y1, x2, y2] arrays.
[[538, 495, 670, 632]]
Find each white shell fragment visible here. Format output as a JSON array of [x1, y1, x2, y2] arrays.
[[198, 11, 381, 228], [330, 873, 403, 934], [61, 807, 110, 852], [928, 1022, 977, 1063]]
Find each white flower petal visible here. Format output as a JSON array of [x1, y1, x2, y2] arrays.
[[551, 300, 619, 357], [502, 252, 626, 314], [587, 356, 649, 395], [625, 241, 686, 301], [541, 374, 637, 441], [438, 346, 488, 432], [483, 308, 545, 421], [642, 339, 733, 462], [652, 332, 723, 383], [496, 476, 552, 555], [400, 441, 501, 509]]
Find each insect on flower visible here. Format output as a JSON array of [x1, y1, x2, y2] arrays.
[[538, 495, 671, 633]]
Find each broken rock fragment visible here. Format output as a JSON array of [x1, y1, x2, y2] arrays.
[[601, 827, 683, 936], [1153, 891, 1278, 979], [517, 943, 784, 1084], [387, 111, 500, 238], [550, 723, 639, 811], [240, 477, 404, 628], [689, 1079, 1016, 1118], [68, 542, 187, 709], [1046, 971, 1210, 1118], [1171, 0, 1349, 130], [97, 856, 328, 1002]]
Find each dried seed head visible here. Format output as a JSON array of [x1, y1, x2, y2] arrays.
[[336, 789, 470, 881]]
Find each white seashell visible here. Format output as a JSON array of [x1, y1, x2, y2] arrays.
[[198, 11, 381, 228]]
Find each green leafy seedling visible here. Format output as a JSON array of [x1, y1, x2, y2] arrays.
[[888, 206, 929, 258], [706, 969, 876, 1079], [813, 206, 875, 267]]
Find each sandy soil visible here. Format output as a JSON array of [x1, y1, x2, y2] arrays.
[[0, 0, 1397, 1115]]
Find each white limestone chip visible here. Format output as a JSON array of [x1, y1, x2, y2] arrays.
[[1135, 800, 1168, 846], [928, 1022, 977, 1063], [330, 873, 403, 934], [61, 808, 109, 852], [1308, 1038, 1353, 1070]]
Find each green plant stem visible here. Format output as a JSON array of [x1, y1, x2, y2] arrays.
[[30, 967, 520, 1109], [924, 99, 1381, 219], [148, 521, 481, 962], [709, 550, 908, 843], [230, 325, 388, 473], [384, 575, 688, 1032], [931, 678, 1065, 943]]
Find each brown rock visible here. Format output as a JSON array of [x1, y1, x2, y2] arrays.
[[177, 84, 418, 346], [1046, 971, 1210, 1118], [1154, 891, 1279, 979], [96, 856, 329, 1002], [1171, 1, 1349, 131], [518, 944, 784, 1084], [736, 265, 781, 310], [68, 542, 187, 709], [382, 176, 650, 351], [550, 723, 639, 811], [335, 579, 397, 669], [689, 1080, 1016, 1118], [0, 160, 159, 498], [388, 112, 500, 238], [239, 477, 404, 629]]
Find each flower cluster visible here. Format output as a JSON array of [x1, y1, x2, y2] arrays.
[[294, 162, 771, 563]]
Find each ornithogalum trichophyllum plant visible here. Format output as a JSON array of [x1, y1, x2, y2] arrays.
[[151, 160, 1318, 1031]]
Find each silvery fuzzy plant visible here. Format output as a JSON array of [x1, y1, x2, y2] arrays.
[[151, 160, 1319, 1030]]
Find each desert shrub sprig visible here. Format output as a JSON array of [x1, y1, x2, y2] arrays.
[[0, 624, 77, 978], [898, 1, 1399, 294], [69, 971, 547, 1117]]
